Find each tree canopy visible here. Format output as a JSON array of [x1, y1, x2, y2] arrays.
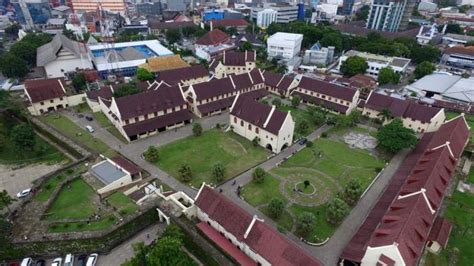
[[166, 29, 182, 45], [414, 61, 435, 79], [252, 167, 266, 183], [136, 68, 154, 81], [144, 146, 159, 162], [340, 56, 368, 77], [178, 163, 193, 182], [268, 198, 285, 218], [378, 67, 400, 85], [297, 212, 315, 236], [11, 124, 35, 150], [327, 197, 349, 224], [342, 179, 363, 206], [192, 123, 203, 136], [376, 118, 418, 153], [113, 84, 140, 98], [212, 163, 226, 183]]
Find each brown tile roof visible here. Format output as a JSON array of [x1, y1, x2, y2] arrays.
[[292, 91, 349, 114], [86, 86, 113, 101], [341, 116, 470, 265], [115, 84, 186, 120], [196, 29, 230, 46], [25, 78, 66, 103], [209, 18, 248, 27], [197, 96, 235, 116], [297, 76, 357, 102], [365, 92, 443, 123], [443, 45, 474, 57], [148, 21, 196, 30], [193, 77, 235, 101], [195, 186, 322, 266], [111, 155, 140, 175], [138, 55, 190, 73], [231, 94, 288, 135], [428, 217, 452, 248], [210, 50, 256, 70], [122, 109, 192, 137], [156, 65, 209, 86], [263, 71, 295, 94]]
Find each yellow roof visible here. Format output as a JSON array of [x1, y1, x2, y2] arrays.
[[139, 55, 190, 73]]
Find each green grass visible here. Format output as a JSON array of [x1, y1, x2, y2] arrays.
[[241, 175, 286, 207], [290, 204, 337, 242], [73, 103, 91, 113], [106, 192, 138, 216], [39, 114, 116, 157], [35, 175, 65, 202], [277, 105, 319, 139], [48, 216, 116, 233], [260, 206, 293, 232], [92, 112, 128, 143], [0, 115, 67, 165], [44, 178, 98, 220], [433, 190, 474, 266], [156, 129, 269, 187]]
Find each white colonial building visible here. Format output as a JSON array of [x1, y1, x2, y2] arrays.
[[209, 50, 256, 79], [267, 32, 303, 60], [230, 94, 294, 153]]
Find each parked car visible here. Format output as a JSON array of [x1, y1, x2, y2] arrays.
[[64, 254, 74, 266], [86, 254, 98, 266], [76, 255, 87, 266], [16, 188, 31, 199], [35, 260, 45, 266], [51, 258, 62, 266], [9, 261, 20, 266], [85, 116, 93, 121], [85, 125, 94, 133], [20, 258, 33, 266], [298, 138, 307, 145]]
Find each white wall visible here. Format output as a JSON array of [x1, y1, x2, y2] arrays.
[[361, 245, 405, 266], [45, 58, 93, 78]]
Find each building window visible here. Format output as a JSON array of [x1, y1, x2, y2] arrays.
[[40, 101, 44, 105], [248, 124, 252, 130], [241, 120, 244, 127], [144, 114, 148, 119], [255, 127, 259, 133], [50, 100, 54, 103], [234, 117, 237, 123], [60, 97, 63, 101]]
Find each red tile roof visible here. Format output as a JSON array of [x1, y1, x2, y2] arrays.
[[156, 65, 209, 86], [195, 186, 322, 266], [365, 92, 443, 123], [231, 94, 288, 135], [115, 84, 186, 120], [209, 19, 248, 27], [428, 217, 452, 248], [211, 50, 256, 68], [297, 76, 357, 102], [196, 29, 230, 46], [111, 155, 140, 175], [340, 116, 469, 266], [25, 78, 66, 103], [86, 86, 113, 102]]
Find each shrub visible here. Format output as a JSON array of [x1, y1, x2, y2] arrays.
[[271, 98, 282, 107], [297, 212, 315, 236], [215, 123, 220, 129], [192, 123, 203, 136], [268, 198, 284, 218], [66, 169, 74, 175], [327, 197, 349, 224], [178, 164, 193, 182], [252, 167, 266, 183], [306, 140, 314, 147], [252, 137, 259, 147], [321, 132, 328, 138], [143, 146, 159, 163]]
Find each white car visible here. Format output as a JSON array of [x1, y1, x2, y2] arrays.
[[51, 257, 62, 266], [16, 188, 32, 198], [20, 257, 33, 266], [86, 253, 98, 266], [64, 253, 74, 266], [85, 125, 94, 133]]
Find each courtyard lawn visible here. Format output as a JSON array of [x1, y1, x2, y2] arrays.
[[48, 215, 116, 233], [277, 105, 319, 139], [39, 114, 116, 157], [35, 175, 66, 202], [92, 112, 128, 143], [241, 175, 287, 207], [44, 178, 98, 220], [106, 192, 138, 216], [156, 129, 269, 187], [429, 190, 474, 265], [0, 115, 67, 165]]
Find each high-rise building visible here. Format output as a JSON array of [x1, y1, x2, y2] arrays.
[[251, 3, 298, 24], [256, 8, 277, 28], [366, 0, 406, 32], [12, 0, 51, 26], [68, 0, 126, 13], [341, 0, 354, 15], [398, 0, 415, 31]]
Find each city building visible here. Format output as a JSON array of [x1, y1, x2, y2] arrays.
[[166, 0, 186, 12], [12, 0, 51, 27], [399, 0, 416, 31], [362, 91, 445, 133], [97, 81, 193, 142], [417, 0, 437, 12], [230, 94, 295, 153], [267, 32, 303, 60], [303, 42, 335, 66], [209, 50, 256, 79], [68, 0, 126, 14], [148, 21, 196, 35], [208, 18, 248, 33], [366, 0, 406, 32], [36, 34, 93, 78], [194, 29, 234, 61], [406, 73, 474, 104], [416, 24, 440, 45], [442, 33, 474, 46], [441, 45, 474, 69], [25, 78, 84, 115], [256, 8, 278, 28], [184, 69, 268, 117], [341, 0, 355, 15], [202, 9, 225, 21], [292, 76, 360, 115], [262, 71, 298, 97], [136, 2, 162, 17], [194, 185, 322, 266], [88, 40, 174, 78], [156, 65, 209, 86], [337, 50, 411, 78], [91, 155, 142, 194], [138, 55, 190, 74], [251, 3, 298, 25], [340, 115, 470, 266]]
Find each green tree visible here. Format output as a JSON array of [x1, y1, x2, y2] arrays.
[[11, 124, 35, 150], [72, 72, 86, 91], [241, 41, 253, 51], [252, 167, 266, 183], [297, 212, 315, 236], [143, 146, 159, 162], [443, 23, 463, 34], [342, 179, 363, 205], [252, 137, 259, 147], [5, 23, 21, 37], [356, 5, 370, 20], [211, 163, 226, 183], [304, 180, 310, 189], [148, 237, 196, 266], [271, 98, 282, 107], [0, 190, 16, 213], [162, 224, 184, 241], [376, 118, 418, 153], [178, 164, 193, 182], [378, 109, 392, 123], [414, 61, 435, 79], [327, 197, 349, 224], [297, 120, 310, 135], [410, 45, 440, 64], [182, 26, 197, 37], [340, 56, 368, 77], [320, 32, 343, 52], [192, 123, 203, 136], [0, 54, 29, 78], [291, 95, 301, 108], [113, 84, 140, 98], [378, 67, 400, 85], [268, 198, 284, 218], [9, 41, 37, 65], [307, 106, 326, 125], [166, 28, 181, 44], [122, 242, 149, 266], [136, 68, 154, 81]]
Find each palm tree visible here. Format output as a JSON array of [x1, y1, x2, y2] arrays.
[[0, 190, 16, 214], [378, 109, 392, 123]]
